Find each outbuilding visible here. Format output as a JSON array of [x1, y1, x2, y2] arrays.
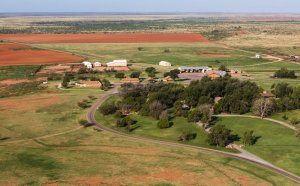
[[159, 61, 172, 67], [107, 60, 128, 67], [82, 61, 93, 69]]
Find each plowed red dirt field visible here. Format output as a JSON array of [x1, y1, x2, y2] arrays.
[[0, 33, 208, 43], [0, 44, 83, 66]]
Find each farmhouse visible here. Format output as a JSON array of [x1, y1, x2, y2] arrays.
[[121, 77, 140, 84], [178, 66, 212, 73], [82, 61, 93, 69], [76, 80, 102, 88], [159, 61, 172, 67], [107, 60, 128, 67]]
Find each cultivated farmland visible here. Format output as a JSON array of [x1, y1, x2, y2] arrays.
[[0, 44, 83, 66]]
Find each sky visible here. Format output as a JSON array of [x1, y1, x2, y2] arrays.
[[0, 0, 300, 13]]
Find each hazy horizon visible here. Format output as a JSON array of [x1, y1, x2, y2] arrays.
[[1, 0, 300, 13]]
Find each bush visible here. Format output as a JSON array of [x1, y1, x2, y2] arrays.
[[130, 71, 141, 78], [116, 116, 135, 128], [290, 117, 299, 125], [99, 103, 117, 115], [164, 49, 171, 53], [187, 110, 202, 122], [282, 114, 289, 120], [207, 125, 231, 147], [157, 118, 171, 129], [78, 119, 94, 127], [77, 101, 90, 109], [115, 73, 125, 79], [178, 131, 197, 141], [137, 47, 144, 51]]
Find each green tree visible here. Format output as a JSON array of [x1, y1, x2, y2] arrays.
[[130, 71, 141, 78], [178, 131, 197, 141], [61, 76, 70, 88], [157, 118, 171, 129], [115, 72, 125, 79], [145, 67, 156, 74], [101, 79, 111, 90], [242, 130, 256, 146], [207, 125, 231, 147], [99, 103, 117, 115], [271, 83, 293, 98], [187, 109, 202, 122]]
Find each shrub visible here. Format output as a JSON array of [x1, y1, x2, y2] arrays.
[[99, 103, 117, 115], [164, 49, 171, 53], [290, 117, 299, 125], [187, 110, 202, 122], [78, 119, 94, 127], [116, 116, 135, 128], [207, 125, 231, 147], [282, 114, 289, 120], [137, 47, 144, 51], [157, 118, 171, 129], [178, 131, 197, 141], [78, 101, 90, 109], [115, 73, 125, 79], [130, 71, 141, 78]]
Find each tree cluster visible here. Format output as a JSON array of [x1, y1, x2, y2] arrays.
[[274, 68, 296, 79]]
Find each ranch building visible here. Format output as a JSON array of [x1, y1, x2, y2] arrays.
[[121, 77, 140, 84], [159, 61, 172, 67], [76, 80, 102, 88], [82, 61, 93, 69], [178, 66, 212, 73], [107, 60, 128, 67]]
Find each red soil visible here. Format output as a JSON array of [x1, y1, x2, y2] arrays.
[[0, 33, 209, 43], [0, 44, 83, 66], [0, 79, 31, 85]]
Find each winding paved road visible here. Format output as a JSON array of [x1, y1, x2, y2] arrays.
[[87, 87, 300, 184]]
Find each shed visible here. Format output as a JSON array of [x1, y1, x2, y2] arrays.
[[159, 61, 172, 67], [107, 60, 128, 67]]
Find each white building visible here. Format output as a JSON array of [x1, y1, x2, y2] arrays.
[[159, 61, 172, 67], [255, 53, 261, 59], [94, 62, 102, 67], [82, 61, 93, 69], [107, 60, 128, 67]]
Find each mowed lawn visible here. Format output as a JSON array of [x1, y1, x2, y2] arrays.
[[34, 43, 270, 68], [214, 117, 300, 176], [0, 88, 295, 185]]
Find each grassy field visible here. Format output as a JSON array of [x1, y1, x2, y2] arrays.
[[0, 86, 296, 185], [34, 43, 270, 68], [271, 110, 300, 125], [214, 117, 300, 176], [0, 65, 42, 81]]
